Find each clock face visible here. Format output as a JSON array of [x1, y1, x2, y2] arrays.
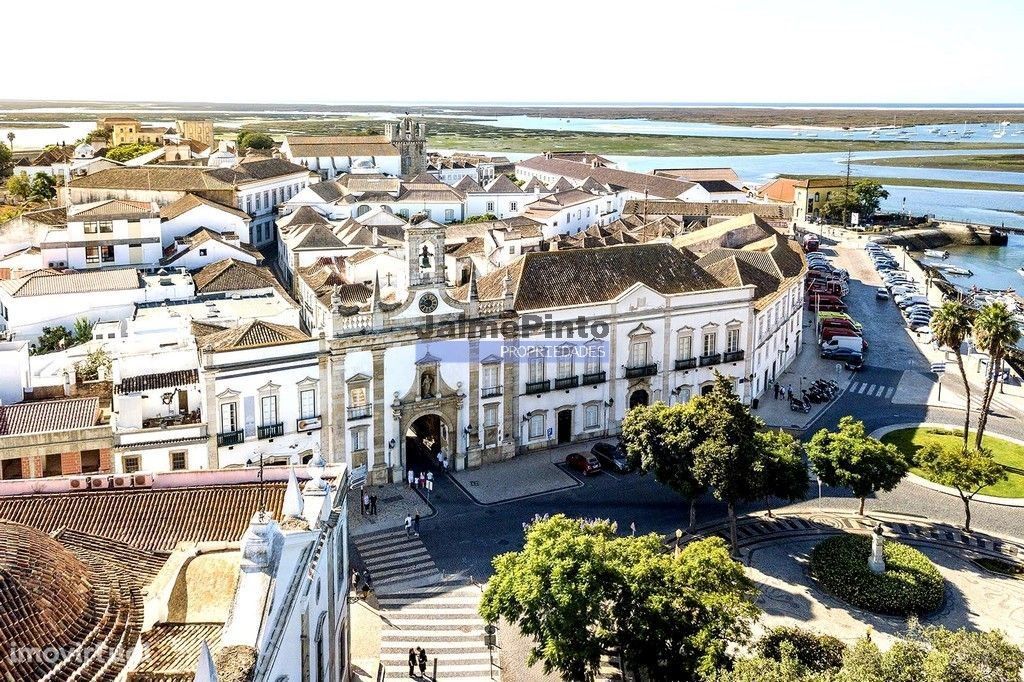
[[418, 293, 439, 314]]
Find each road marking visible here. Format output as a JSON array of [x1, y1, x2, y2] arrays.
[[858, 383, 868, 394], [884, 387, 895, 399]]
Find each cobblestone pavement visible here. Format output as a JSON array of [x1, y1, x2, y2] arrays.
[[348, 482, 433, 537], [682, 511, 1024, 649], [449, 447, 583, 505]]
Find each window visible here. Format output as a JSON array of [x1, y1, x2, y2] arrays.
[[101, 245, 115, 263], [263, 191, 269, 208], [586, 207, 591, 217], [482, 365, 499, 389], [510, 201, 517, 211], [727, 328, 741, 353], [486, 201, 495, 212], [398, 209, 410, 219], [424, 209, 432, 218], [702, 332, 718, 356], [629, 340, 649, 366], [484, 404, 498, 427], [123, 455, 141, 473], [255, 194, 262, 210], [170, 451, 187, 471], [220, 402, 237, 432], [678, 334, 693, 359], [85, 246, 101, 264], [528, 357, 545, 383], [528, 413, 545, 439], [300, 388, 317, 419], [84, 221, 98, 234], [351, 428, 367, 451], [246, 196, 253, 214], [585, 404, 600, 429], [584, 345, 601, 375], [444, 208, 455, 222], [199, 248, 208, 257], [99, 221, 113, 234], [556, 348, 573, 378], [261, 395, 279, 426]]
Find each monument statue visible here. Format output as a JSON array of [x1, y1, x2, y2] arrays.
[[868, 523, 886, 574], [420, 244, 432, 269], [421, 372, 434, 398]]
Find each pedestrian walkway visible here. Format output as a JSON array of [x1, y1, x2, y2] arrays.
[[377, 582, 498, 681], [847, 379, 896, 400], [349, 482, 433, 538], [352, 527, 442, 592]]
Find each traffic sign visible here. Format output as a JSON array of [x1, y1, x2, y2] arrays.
[[930, 362, 946, 374]]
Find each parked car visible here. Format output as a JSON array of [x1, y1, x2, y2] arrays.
[[821, 326, 862, 342], [875, 288, 891, 300], [566, 452, 602, 476], [844, 353, 865, 371], [591, 442, 632, 473], [822, 346, 865, 361]]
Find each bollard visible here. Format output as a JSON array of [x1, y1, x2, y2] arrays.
[[433, 656, 438, 681]]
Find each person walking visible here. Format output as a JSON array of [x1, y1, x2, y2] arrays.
[[788, 384, 794, 400], [419, 470, 427, 488], [408, 648, 417, 678], [404, 514, 413, 538], [362, 491, 370, 515], [408, 469, 415, 489], [773, 382, 780, 399], [370, 493, 378, 516], [417, 647, 427, 677], [413, 513, 421, 536]]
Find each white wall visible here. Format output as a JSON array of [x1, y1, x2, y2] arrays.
[[162, 204, 253, 245], [166, 240, 259, 270], [0, 343, 31, 404], [465, 193, 525, 219]]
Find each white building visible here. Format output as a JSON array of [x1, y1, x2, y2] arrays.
[[41, 199, 163, 270], [460, 175, 527, 219], [522, 189, 617, 238], [161, 228, 264, 270], [159, 192, 254, 245]]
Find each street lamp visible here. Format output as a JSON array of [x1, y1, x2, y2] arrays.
[[675, 528, 683, 555]]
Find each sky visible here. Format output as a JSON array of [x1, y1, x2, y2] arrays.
[[5, 0, 1023, 105]]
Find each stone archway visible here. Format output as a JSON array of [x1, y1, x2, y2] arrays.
[[628, 389, 650, 409], [399, 408, 456, 475]]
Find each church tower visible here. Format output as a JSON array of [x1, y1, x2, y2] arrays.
[[386, 116, 427, 177], [405, 213, 446, 288]]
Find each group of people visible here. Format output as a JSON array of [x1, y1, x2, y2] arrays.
[[350, 567, 373, 599], [407, 469, 434, 490], [361, 490, 379, 515], [407, 647, 429, 678], [404, 513, 422, 537], [773, 382, 795, 400]]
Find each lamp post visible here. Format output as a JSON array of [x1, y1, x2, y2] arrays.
[[674, 528, 683, 556]]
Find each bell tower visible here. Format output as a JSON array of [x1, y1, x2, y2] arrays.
[[406, 213, 446, 287], [388, 116, 426, 177]]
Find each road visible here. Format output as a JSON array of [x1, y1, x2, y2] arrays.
[[416, 238, 1024, 581]]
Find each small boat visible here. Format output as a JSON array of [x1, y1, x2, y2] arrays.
[[1017, 265, 1024, 278], [945, 267, 973, 276], [924, 249, 949, 259], [930, 127, 941, 134]]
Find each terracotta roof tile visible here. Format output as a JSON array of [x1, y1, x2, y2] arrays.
[[284, 135, 399, 158], [160, 193, 250, 221], [0, 268, 141, 297], [519, 156, 693, 198], [0, 397, 100, 436], [116, 369, 199, 394], [191, 259, 282, 295], [202, 320, 309, 351]]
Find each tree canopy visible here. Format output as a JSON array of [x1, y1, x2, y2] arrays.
[[915, 442, 1005, 531], [819, 180, 890, 222], [104, 143, 158, 162], [237, 131, 275, 150], [0, 141, 12, 176], [479, 515, 758, 681], [806, 416, 909, 515]]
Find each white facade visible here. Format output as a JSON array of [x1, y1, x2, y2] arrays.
[[161, 201, 253, 245], [42, 213, 163, 270], [465, 190, 525, 219], [750, 281, 805, 398], [523, 191, 618, 239], [235, 171, 314, 246], [0, 341, 31, 404]]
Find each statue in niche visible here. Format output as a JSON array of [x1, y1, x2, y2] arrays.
[[421, 372, 434, 398], [420, 244, 432, 269]]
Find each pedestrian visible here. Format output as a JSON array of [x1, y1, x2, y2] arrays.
[[773, 382, 779, 399], [442, 455, 449, 470], [408, 648, 417, 678], [417, 647, 427, 677], [362, 491, 370, 515], [404, 514, 413, 538], [436, 451, 444, 469], [426, 471, 433, 486], [788, 384, 794, 400], [408, 469, 415, 489], [370, 493, 378, 516], [413, 513, 421, 535], [351, 568, 360, 591], [419, 471, 427, 488]]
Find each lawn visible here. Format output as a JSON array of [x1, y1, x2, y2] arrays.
[[882, 427, 1024, 498], [858, 153, 1024, 173]]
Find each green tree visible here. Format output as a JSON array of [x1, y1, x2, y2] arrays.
[[105, 143, 158, 162], [463, 213, 499, 224], [0, 141, 12, 176], [6, 173, 32, 200], [918, 624, 1024, 682], [806, 416, 909, 515], [479, 515, 758, 682], [819, 180, 889, 223], [237, 131, 275, 150], [32, 325, 72, 354], [851, 180, 889, 215], [687, 374, 764, 555], [930, 301, 975, 446], [621, 401, 707, 532], [757, 627, 846, 674], [915, 443, 1006, 531], [753, 430, 809, 518], [30, 172, 56, 200], [972, 302, 1020, 448], [712, 644, 827, 682], [76, 348, 112, 381], [72, 317, 94, 345]]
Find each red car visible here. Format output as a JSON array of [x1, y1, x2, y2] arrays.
[[820, 326, 862, 342], [566, 452, 602, 476]]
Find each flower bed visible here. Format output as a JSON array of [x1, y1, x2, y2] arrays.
[[809, 534, 944, 616]]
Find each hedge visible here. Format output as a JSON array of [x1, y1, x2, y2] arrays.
[[756, 626, 846, 672], [809, 533, 944, 616]]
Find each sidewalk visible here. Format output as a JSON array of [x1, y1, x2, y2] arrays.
[[755, 326, 855, 430], [348, 482, 434, 538], [449, 446, 586, 505]]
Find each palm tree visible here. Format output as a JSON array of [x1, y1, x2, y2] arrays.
[[972, 302, 1020, 448], [5, 131, 13, 153], [931, 300, 975, 446]]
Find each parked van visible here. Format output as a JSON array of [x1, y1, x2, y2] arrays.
[[821, 336, 866, 354], [896, 294, 928, 309], [821, 326, 862, 342]]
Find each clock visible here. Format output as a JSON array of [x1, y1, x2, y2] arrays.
[[418, 293, 439, 314]]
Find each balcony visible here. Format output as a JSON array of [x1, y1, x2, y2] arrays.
[[347, 404, 372, 421], [723, 349, 746, 363], [624, 363, 658, 379], [699, 353, 722, 367], [481, 386, 503, 398], [525, 379, 551, 394], [258, 422, 285, 440], [217, 429, 245, 447], [554, 376, 579, 390], [674, 357, 697, 371], [582, 371, 607, 385]]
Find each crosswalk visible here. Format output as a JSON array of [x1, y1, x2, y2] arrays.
[[352, 528, 442, 592], [847, 380, 896, 400], [377, 583, 497, 681]]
